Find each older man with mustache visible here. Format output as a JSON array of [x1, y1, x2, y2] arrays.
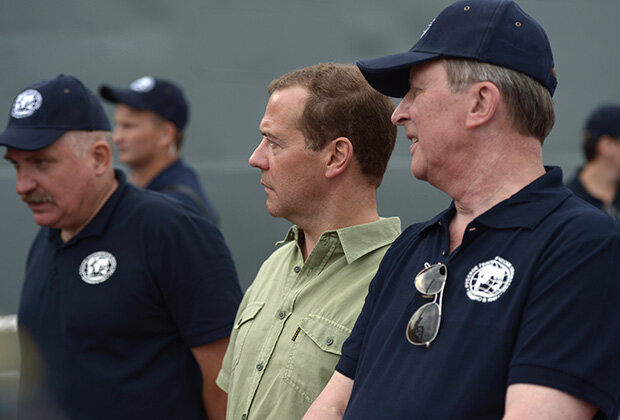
[[0, 75, 241, 420]]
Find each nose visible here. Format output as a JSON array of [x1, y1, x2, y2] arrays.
[[391, 92, 412, 126], [112, 127, 122, 144], [15, 168, 36, 196], [248, 139, 268, 170]]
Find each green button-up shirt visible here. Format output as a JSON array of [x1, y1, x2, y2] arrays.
[[217, 217, 401, 420]]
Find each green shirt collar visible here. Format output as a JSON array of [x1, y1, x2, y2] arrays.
[[277, 216, 401, 265]]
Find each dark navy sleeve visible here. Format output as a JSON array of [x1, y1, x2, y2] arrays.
[[336, 293, 370, 379], [508, 212, 620, 417], [145, 209, 242, 348]]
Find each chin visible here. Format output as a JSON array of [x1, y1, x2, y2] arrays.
[[32, 215, 59, 228], [410, 165, 427, 181], [266, 202, 290, 220], [265, 202, 278, 217]]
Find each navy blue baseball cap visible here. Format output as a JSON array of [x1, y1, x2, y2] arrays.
[[0, 75, 111, 151], [357, 0, 558, 98], [585, 105, 620, 141], [99, 76, 189, 130]]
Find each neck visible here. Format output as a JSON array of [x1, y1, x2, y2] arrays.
[[60, 175, 119, 243], [579, 160, 619, 204], [445, 134, 545, 252], [298, 185, 380, 261], [129, 154, 178, 188]]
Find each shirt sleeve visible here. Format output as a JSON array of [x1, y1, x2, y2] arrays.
[[146, 209, 243, 349], [216, 285, 253, 392], [336, 257, 385, 379], [508, 215, 620, 417]]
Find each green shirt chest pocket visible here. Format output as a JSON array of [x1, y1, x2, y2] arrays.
[[232, 302, 264, 368], [284, 314, 352, 403]]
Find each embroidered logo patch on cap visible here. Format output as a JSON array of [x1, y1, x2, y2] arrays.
[[11, 89, 43, 119], [130, 76, 156, 92], [465, 256, 514, 303], [79, 251, 117, 285]]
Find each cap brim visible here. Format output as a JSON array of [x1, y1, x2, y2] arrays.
[[357, 50, 440, 98], [0, 126, 68, 151], [99, 85, 149, 111]]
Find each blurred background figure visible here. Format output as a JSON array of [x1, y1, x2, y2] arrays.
[[566, 105, 620, 220], [100, 76, 219, 223]]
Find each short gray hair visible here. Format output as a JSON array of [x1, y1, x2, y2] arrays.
[[62, 131, 112, 157], [443, 58, 555, 142]]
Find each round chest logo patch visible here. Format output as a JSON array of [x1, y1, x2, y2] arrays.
[[11, 89, 43, 119], [465, 256, 514, 303], [79, 251, 117, 285], [130, 76, 155, 92]]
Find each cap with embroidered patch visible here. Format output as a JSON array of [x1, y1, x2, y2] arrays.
[[99, 76, 189, 130], [0, 75, 111, 151], [356, 0, 558, 98]]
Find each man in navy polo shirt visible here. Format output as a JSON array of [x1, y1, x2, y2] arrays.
[[0, 75, 242, 419], [99, 76, 219, 223], [304, 1, 620, 419], [566, 105, 620, 220]]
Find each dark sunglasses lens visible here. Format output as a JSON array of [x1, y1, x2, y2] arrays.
[[406, 302, 440, 345], [414, 264, 447, 295]]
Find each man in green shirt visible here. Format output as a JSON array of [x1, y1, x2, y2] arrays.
[[216, 63, 401, 420]]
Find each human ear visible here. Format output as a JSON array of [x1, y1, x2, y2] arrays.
[[92, 141, 112, 176], [465, 82, 500, 129], [325, 137, 353, 179], [158, 122, 176, 147]]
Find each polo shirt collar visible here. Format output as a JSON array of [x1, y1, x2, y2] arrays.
[[422, 166, 571, 233], [46, 169, 129, 245], [146, 158, 183, 191], [278, 217, 401, 264]]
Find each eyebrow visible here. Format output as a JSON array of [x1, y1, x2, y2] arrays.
[[260, 129, 280, 141], [4, 149, 48, 162]]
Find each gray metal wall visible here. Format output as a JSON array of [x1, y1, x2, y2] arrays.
[[0, 0, 619, 315]]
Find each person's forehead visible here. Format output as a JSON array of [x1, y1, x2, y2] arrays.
[[409, 60, 445, 83], [262, 88, 307, 126], [4, 143, 56, 160], [269, 86, 309, 109], [114, 103, 160, 121]]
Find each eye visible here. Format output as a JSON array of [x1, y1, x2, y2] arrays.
[[409, 87, 422, 99], [264, 138, 279, 150]]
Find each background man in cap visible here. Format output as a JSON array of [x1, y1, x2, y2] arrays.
[[305, 1, 620, 419], [216, 63, 401, 420], [99, 76, 219, 223], [566, 105, 620, 220], [0, 74, 242, 419]]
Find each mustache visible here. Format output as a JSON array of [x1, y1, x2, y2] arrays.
[[21, 191, 55, 205]]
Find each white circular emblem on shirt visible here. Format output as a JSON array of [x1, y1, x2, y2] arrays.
[[79, 251, 117, 285], [130, 76, 155, 92], [465, 256, 514, 303], [11, 89, 43, 119]]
